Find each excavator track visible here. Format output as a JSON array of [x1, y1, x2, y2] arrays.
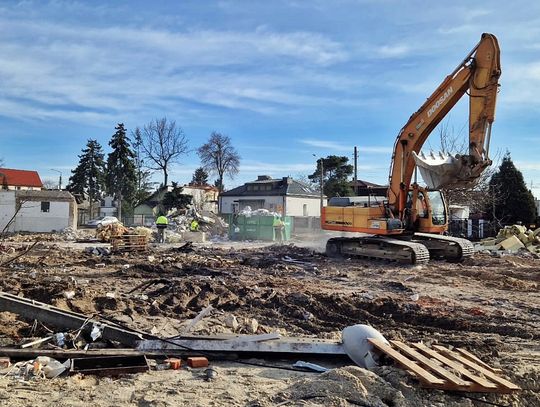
[[412, 232, 474, 262], [326, 236, 431, 265]]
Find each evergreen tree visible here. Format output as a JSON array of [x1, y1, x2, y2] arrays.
[[488, 153, 536, 224], [132, 127, 154, 205], [67, 139, 106, 219], [162, 182, 192, 211], [308, 155, 354, 198], [106, 123, 137, 219], [191, 167, 209, 186]]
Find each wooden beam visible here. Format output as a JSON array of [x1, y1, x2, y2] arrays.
[[412, 343, 497, 389], [432, 345, 520, 391], [368, 339, 445, 386], [455, 347, 503, 373], [390, 340, 470, 387]]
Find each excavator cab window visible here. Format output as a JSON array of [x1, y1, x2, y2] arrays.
[[427, 190, 446, 225]]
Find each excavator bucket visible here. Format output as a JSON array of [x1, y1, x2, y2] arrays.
[[413, 151, 488, 189]]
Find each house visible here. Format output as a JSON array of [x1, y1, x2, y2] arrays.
[[182, 184, 219, 213], [0, 168, 43, 191], [219, 175, 324, 217], [99, 195, 117, 217], [0, 190, 77, 232], [350, 179, 387, 196]]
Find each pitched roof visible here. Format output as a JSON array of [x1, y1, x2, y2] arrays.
[[0, 168, 43, 188], [220, 176, 321, 198]]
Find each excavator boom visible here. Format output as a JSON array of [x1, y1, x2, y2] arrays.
[[388, 33, 501, 216]]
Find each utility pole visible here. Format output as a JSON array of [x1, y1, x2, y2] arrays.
[[50, 169, 62, 190], [354, 146, 358, 196], [320, 158, 324, 212], [313, 154, 324, 212]]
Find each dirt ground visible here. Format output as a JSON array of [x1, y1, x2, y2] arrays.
[[0, 236, 538, 406]]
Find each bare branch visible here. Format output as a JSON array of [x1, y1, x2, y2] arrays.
[[138, 118, 189, 186]]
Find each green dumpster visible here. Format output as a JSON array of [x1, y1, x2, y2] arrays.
[[228, 214, 293, 241]]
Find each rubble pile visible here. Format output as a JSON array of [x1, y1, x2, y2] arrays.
[[96, 222, 128, 242], [478, 224, 540, 255]]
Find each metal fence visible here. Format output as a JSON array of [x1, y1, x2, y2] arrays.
[[448, 219, 496, 240]]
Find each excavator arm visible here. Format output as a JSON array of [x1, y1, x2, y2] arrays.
[[387, 33, 501, 218]]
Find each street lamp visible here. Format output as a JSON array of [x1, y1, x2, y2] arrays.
[[312, 154, 324, 211], [50, 169, 62, 190]]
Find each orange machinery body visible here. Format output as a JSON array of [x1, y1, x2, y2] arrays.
[[321, 33, 500, 239]]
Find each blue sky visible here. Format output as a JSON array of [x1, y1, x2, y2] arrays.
[[1, 0, 540, 195]]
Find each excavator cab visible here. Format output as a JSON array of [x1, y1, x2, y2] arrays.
[[405, 186, 447, 233]]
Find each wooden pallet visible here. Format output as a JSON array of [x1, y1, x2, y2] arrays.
[[368, 339, 520, 393], [111, 235, 148, 252]]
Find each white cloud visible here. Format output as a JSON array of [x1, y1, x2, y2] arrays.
[[0, 12, 353, 124], [376, 44, 411, 58], [300, 139, 391, 154]]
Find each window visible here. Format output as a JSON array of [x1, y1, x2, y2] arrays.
[[41, 202, 50, 213], [303, 204, 308, 216]]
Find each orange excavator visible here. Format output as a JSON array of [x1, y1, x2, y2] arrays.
[[322, 33, 501, 264]]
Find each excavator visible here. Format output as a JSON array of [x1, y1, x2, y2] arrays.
[[321, 33, 501, 264]]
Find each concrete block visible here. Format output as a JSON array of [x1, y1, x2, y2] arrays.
[[184, 231, 206, 243], [499, 235, 525, 251]]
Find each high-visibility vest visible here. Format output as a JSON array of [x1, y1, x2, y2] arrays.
[[156, 216, 168, 225]]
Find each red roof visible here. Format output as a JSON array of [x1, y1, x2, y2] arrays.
[[0, 168, 43, 188]]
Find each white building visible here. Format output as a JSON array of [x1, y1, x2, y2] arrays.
[[182, 184, 219, 213], [0, 190, 77, 232], [219, 176, 325, 217], [0, 168, 43, 191]]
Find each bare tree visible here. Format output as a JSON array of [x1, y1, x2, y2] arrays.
[[138, 118, 189, 187], [434, 122, 502, 215], [197, 132, 240, 192]]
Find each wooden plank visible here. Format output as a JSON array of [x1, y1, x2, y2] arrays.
[[368, 339, 445, 386], [455, 347, 503, 373], [390, 341, 470, 387], [432, 345, 520, 391], [412, 343, 497, 389]]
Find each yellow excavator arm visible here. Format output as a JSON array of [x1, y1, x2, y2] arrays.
[[387, 33, 501, 218]]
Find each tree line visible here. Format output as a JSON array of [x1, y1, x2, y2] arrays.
[[306, 152, 537, 226], [66, 118, 240, 218]]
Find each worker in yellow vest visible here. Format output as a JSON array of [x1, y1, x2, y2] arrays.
[[273, 216, 285, 243], [156, 214, 168, 243], [190, 219, 200, 232]]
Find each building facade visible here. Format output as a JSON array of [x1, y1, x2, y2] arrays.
[[0, 190, 77, 232], [219, 175, 325, 217]]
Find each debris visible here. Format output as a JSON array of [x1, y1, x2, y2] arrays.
[[0, 291, 143, 346], [409, 293, 420, 301], [183, 305, 214, 334], [0, 356, 11, 369], [70, 355, 150, 376], [96, 222, 128, 242], [165, 358, 182, 370], [245, 317, 259, 334], [187, 356, 209, 368], [205, 367, 218, 381], [21, 335, 54, 349], [342, 324, 388, 369], [224, 314, 239, 331], [293, 360, 329, 372]]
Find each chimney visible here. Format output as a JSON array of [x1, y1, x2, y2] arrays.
[[282, 176, 292, 184], [257, 175, 272, 181]]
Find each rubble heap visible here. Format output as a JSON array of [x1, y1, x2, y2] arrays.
[[479, 224, 540, 255]]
